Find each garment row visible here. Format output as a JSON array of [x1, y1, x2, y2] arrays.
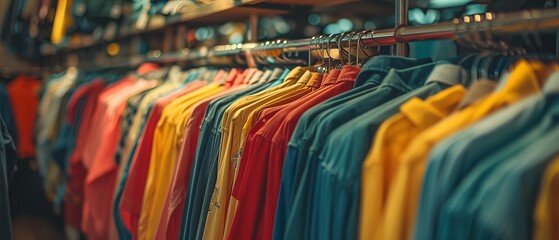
[[34, 56, 559, 240]]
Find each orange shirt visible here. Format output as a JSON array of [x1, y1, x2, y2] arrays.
[[82, 78, 157, 240], [6, 75, 41, 158]]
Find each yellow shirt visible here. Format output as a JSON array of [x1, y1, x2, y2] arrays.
[[202, 69, 312, 240], [378, 60, 555, 240], [138, 83, 223, 240], [533, 154, 559, 240], [359, 85, 467, 240]]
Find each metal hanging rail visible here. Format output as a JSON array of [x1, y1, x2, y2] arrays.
[[243, 8, 559, 52], [109, 8, 559, 68]]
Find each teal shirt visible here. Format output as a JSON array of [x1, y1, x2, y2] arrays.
[[275, 56, 433, 240], [307, 63, 468, 240], [436, 73, 559, 240]]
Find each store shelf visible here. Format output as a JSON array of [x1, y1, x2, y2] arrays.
[[43, 0, 387, 57], [44, 0, 271, 55]]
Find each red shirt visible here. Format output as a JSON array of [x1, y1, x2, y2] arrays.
[[119, 81, 206, 239], [231, 70, 341, 202], [82, 79, 157, 240], [6, 75, 41, 158], [156, 70, 243, 240], [64, 79, 106, 229], [227, 66, 360, 240]]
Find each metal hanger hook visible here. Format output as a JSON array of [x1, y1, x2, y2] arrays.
[[337, 32, 346, 66], [347, 31, 357, 65], [327, 33, 336, 71], [356, 30, 369, 66]]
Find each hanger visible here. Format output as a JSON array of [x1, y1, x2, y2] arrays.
[[315, 35, 326, 73], [254, 42, 270, 66], [278, 40, 306, 66], [347, 31, 358, 66], [356, 30, 373, 67], [326, 34, 337, 72], [334, 32, 345, 69], [463, 15, 483, 84]]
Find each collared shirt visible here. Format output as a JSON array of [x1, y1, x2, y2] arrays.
[[359, 85, 467, 240], [387, 60, 554, 240], [202, 69, 311, 240], [181, 69, 289, 240], [119, 81, 206, 239], [440, 124, 559, 240], [429, 66, 559, 240], [64, 79, 106, 230], [534, 154, 559, 240], [471, 119, 559, 240], [82, 79, 157, 240], [228, 66, 360, 240], [309, 63, 469, 240]]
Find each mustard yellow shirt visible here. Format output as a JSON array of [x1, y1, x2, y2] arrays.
[[202, 69, 312, 240], [534, 154, 559, 240], [138, 83, 223, 240], [378, 60, 555, 240], [359, 85, 467, 240]]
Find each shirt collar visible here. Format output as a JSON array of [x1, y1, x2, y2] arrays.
[[425, 64, 469, 86], [211, 70, 226, 84], [258, 70, 273, 84], [283, 67, 307, 83], [378, 62, 438, 91], [357, 55, 433, 86], [233, 69, 252, 85], [400, 85, 467, 128], [247, 70, 264, 84], [267, 68, 285, 82], [335, 65, 361, 84], [457, 79, 497, 109], [305, 73, 323, 89], [497, 60, 543, 101], [224, 69, 240, 87], [296, 71, 313, 85], [322, 69, 341, 86]]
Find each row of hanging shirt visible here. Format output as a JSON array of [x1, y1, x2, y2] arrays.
[[34, 53, 559, 240]]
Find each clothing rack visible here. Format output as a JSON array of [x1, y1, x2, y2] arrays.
[[68, 7, 559, 71], [147, 8, 559, 62]]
